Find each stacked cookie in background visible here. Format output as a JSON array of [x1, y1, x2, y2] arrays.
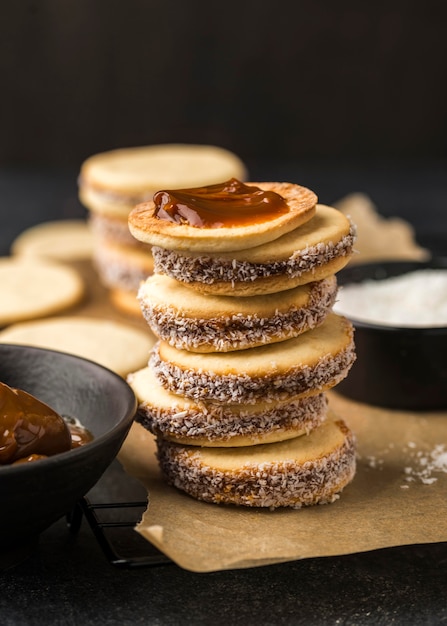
[[127, 179, 358, 509], [78, 144, 247, 316]]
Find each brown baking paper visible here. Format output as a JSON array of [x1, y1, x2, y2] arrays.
[[118, 392, 447, 572]]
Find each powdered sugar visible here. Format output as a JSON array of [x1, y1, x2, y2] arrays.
[[403, 443, 447, 485], [361, 440, 447, 486], [334, 269, 447, 327]]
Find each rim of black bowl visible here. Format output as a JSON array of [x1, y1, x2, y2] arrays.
[[336, 257, 447, 333], [0, 343, 138, 474]]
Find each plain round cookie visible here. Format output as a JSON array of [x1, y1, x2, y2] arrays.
[[138, 273, 337, 352], [150, 205, 356, 296], [155, 417, 356, 508], [79, 144, 248, 219], [150, 313, 356, 404], [0, 316, 155, 377], [128, 366, 328, 446], [129, 182, 317, 253], [0, 257, 84, 326], [11, 220, 94, 261]]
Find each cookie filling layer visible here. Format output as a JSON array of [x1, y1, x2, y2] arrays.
[[139, 277, 337, 352], [150, 340, 356, 404], [156, 419, 356, 509], [151, 222, 355, 286], [136, 392, 327, 443]]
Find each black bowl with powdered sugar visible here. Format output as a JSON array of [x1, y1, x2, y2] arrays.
[[333, 258, 447, 410]]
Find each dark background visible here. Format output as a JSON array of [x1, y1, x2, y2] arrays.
[[1, 0, 446, 167]]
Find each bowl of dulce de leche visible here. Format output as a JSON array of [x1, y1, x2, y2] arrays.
[[0, 343, 137, 568]]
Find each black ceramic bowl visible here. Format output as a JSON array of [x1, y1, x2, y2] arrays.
[[335, 259, 447, 410], [0, 344, 137, 565]]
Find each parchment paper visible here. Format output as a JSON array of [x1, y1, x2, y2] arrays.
[[118, 393, 447, 572]]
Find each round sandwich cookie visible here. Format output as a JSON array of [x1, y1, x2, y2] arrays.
[[150, 205, 356, 297], [150, 313, 356, 404], [93, 239, 154, 294], [79, 143, 248, 220], [138, 273, 338, 352], [0, 316, 155, 377], [155, 416, 356, 508], [109, 287, 143, 318], [129, 180, 317, 253], [0, 257, 84, 327], [89, 212, 149, 249], [80, 144, 247, 298], [11, 220, 94, 261], [128, 366, 328, 447]]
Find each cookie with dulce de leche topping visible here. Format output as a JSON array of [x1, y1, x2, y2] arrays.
[[137, 272, 338, 352], [128, 180, 317, 253]]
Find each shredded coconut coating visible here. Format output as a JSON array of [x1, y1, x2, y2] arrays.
[[89, 213, 150, 249], [139, 278, 337, 352], [136, 393, 327, 443], [155, 422, 356, 508], [151, 224, 355, 286], [93, 250, 150, 291], [150, 340, 356, 404]]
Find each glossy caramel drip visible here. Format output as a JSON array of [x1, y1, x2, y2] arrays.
[[0, 382, 72, 465], [63, 416, 94, 449], [153, 178, 289, 228]]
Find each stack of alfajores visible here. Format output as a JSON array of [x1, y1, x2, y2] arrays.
[[78, 144, 247, 317], [127, 178, 358, 509]]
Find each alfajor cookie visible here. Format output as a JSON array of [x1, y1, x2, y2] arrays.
[[0, 257, 84, 326], [109, 287, 144, 317], [149, 204, 356, 297], [129, 180, 317, 253], [11, 220, 94, 261], [93, 239, 154, 294], [138, 273, 338, 352], [88, 212, 147, 249], [79, 144, 248, 310], [155, 416, 356, 508], [79, 144, 248, 220], [150, 313, 356, 404], [128, 366, 328, 447], [0, 316, 155, 377]]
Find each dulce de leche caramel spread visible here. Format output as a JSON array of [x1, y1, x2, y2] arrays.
[[153, 178, 289, 228], [0, 382, 92, 465]]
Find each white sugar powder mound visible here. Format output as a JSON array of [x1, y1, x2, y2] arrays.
[[334, 269, 447, 327]]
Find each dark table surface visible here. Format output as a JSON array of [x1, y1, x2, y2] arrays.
[[1, 160, 447, 626]]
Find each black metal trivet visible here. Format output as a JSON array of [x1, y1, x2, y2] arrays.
[[67, 497, 171, 568]]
